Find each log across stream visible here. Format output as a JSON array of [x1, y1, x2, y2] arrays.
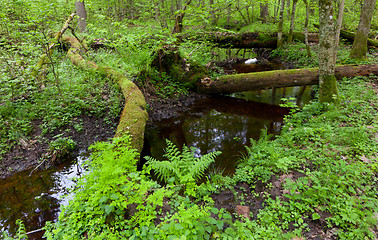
[[0, 61, 314, 238]]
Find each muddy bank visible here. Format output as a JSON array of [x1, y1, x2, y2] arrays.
[[0, 115, 118, 179]]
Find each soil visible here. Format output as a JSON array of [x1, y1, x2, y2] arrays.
[[2, 59, 377, 239], [0, 115, 119, 179]]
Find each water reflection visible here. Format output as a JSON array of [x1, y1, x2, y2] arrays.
[[144, 92, 310, 176], [0, 152, 88, 239]]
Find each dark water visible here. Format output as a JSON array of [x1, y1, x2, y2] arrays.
[[0, 61, 313, 238], [0, 153, 87, 239], [143, 86, 312, 176]]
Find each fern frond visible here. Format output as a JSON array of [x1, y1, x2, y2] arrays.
[[189, 151, 221, 181], [163, 139, 181, 163], [145, 156, 177, 182]]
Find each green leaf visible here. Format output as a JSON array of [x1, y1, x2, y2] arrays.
[[99, 196, 108, 203], [104, 204, 114, 215], [211, 207, 219, 214], [312, 213, 321, 220]]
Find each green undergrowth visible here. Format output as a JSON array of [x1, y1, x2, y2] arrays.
[[0, 55, 124, 162], [271, 42, 378, 68], [42, 75, 377, 239]]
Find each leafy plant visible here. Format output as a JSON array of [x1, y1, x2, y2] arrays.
[[48, 136, 76, 162], [145, 139, 221, 195]]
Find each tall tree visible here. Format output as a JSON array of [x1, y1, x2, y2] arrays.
[[333, 0, 345, 65], [303, 0, 312, 57], [75, 0, 87, 33], [260, 2, 269, 23], [287, 0, 298, 43], [277, 0, 285, 47], [349, 0, 377, 59], [318, 0, 339, 103]]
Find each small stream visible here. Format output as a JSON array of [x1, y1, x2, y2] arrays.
[[0, 152, 88, 239], [0, 61, 314, 238]]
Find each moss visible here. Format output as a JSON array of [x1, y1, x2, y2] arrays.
[[319, 74, 339, 104], [64, 36, 148, 153]]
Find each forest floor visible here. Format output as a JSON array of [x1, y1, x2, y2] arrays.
[[0, 87, 205, 179]]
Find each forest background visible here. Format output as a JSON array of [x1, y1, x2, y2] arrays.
[[1, 0, 378, 239]]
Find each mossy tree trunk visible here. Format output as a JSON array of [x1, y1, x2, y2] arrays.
[[349, 0, 377, 59], [65, 36, 148, 153], [196, 64, 378, 94], [318, 0, 339, 103]]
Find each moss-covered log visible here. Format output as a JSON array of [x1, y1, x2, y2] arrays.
[[188, 31, 318, 49], [340, 29, 378, 48], [65, 36, 148, 152], [314, 24, 378, 47], [197, 64, 378, 94]]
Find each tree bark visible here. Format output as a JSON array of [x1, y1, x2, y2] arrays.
[[303, 0, 312, 57], [318, 0, 339, 103], [196, 64, 378, 94], [259, 3, 269, 23], [349, 0, 377, 59], [314, 24, 378, 47], [64, 36, 148, 153], [75, 0, 87, 33], [189, 31, 317, 49], [287, 0, 298, 43], [277, 0, 285, 47], [333, 0, 345, 66]]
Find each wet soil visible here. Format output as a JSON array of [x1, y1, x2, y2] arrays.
[[0, 115, 118, 179]]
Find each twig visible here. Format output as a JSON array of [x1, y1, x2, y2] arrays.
[[188, 44, 204, 57], [29, 158, 47, 176], [26, 228, 44, 235]]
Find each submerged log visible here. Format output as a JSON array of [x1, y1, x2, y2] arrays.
[[65, 36, 148, 153], [197, 64, 378, 94]]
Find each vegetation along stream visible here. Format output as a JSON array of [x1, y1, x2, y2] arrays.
[[1, 61, 313, 239]]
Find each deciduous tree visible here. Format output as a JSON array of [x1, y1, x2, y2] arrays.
[[318, 0, 340, 103], [349, 0, 377, 59]]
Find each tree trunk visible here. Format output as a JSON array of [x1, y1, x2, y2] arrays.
[[64, 36, 148, 153], [333, 0, 345, 66], [188, 31, 318, 49], [260, 3, 269, 23], [349, 0, 377, 59], [196, 64, 378, 94], [318, 0, 338, 103], [314, 24, 378, 47], [287, 0, 298, 43], [303, 0, 312, 57], [75, 0, 87, 33], [277, 0, 285, 47]]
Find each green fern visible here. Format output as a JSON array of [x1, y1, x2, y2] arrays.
[[145, 140, 221, 186]]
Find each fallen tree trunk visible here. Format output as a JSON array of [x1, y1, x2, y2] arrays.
[[188, 31, 319, 49], [314, 24, 378, 48], [340, 29, 378, 47], [65, 36, 148, 152], [197, 64, 378, 94]]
